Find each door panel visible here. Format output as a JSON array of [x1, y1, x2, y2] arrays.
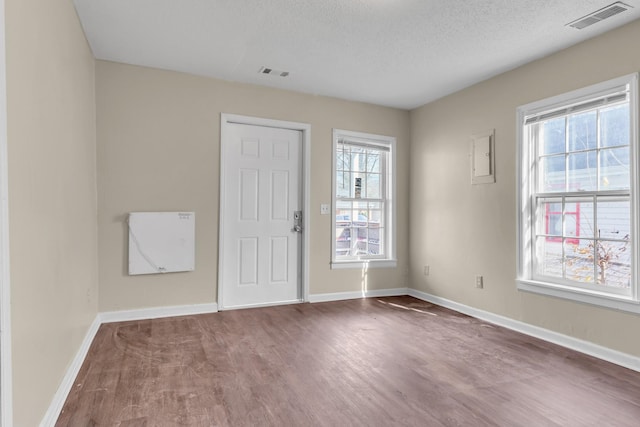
[[238, 238, 258, 286], [270, 237, 289, 283], [222, 123, 302, 308], [240, 169, 258, 220]]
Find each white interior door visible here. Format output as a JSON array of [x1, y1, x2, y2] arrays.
[[220, 122, 302, 309]]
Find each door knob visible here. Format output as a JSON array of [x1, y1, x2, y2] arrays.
[[292, 210, 303, 233]]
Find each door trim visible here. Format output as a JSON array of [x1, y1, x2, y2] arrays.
[[0, 0, 13, 424], [218, 114, 310, 310]]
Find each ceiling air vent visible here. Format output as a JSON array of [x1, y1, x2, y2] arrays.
[[567, 2, 632, 29], [258, 66, 289, 77]]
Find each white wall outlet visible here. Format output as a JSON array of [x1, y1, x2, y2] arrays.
[[320, 204, 330, 215], [424, 265, 430, 276], [476, 275, 484, 289]]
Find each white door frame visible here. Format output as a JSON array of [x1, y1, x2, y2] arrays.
[[0, 0, 13, 425], [218, 114, 310, 310]]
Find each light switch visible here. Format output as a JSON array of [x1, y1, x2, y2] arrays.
[[320, 204, 330, 215]]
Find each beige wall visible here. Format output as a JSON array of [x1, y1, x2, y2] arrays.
[[96, 60, 410, 312], [5, 0, 98, 425], [7, 3, 639, 422], [410, 19, 640, 357]]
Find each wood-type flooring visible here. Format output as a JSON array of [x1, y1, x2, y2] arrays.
[[56, 296, 640, 426]]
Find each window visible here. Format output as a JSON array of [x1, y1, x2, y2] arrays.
[[332, 129, 396, 268], [517, 74, 640, 311]]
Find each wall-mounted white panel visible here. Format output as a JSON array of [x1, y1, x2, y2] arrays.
[[471, 129, 496, 184], [473, 136, 491, 177], [128, 212, 195, 275]]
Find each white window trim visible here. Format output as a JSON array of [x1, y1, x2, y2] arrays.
[[331, 129, 397, 269], [516, 73, 640, 313]]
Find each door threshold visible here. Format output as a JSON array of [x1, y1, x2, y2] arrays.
[[220, 299, 304, 311]]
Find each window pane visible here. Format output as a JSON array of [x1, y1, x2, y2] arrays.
[[535, 236, 563, 278], [540, 117, 565, 155], [336, 149, 348, 171], [564, 239, 595, 283], [355, 227, 368, 254], [368, 224, 382, 255], [594, 240, 631, 288], [536, 199, 561, 237], [335, 227, 351, 256], [366, 173, 381, 199], [567, 151, 597, 191], [352, 214, 367, 227], [568, 111, 597, 152], [597, 198, 630, 240], [352, 201, 368, 227], [538, 155, 565, 192], [336, 171, 351, 198], [352, 173, 365, 199], [564, 211, 578, 239], [336, 150, 344, 170], [369, 209, 382, 226], [336, 200, 351, 210], [567, 198, 594, 239], [354, 152, 366, 172], [353, 200, 368, 211], [375, 228, 385, 256], [367, 152, 381, 173], [600, 147, 630, 191], [336, 199, 351, 256], [600, 104, 629, 148], [336, 201, 351, 226]]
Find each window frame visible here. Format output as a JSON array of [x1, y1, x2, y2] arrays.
[[516, 73, 640, 312], [331, 129, 396, 269]]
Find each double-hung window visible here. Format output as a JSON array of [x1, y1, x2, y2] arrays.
[[517, 74, 640, 311], [332, 129, 396, 269]]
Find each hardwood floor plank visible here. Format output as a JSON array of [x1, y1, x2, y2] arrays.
[[56, 297, 640, 426]]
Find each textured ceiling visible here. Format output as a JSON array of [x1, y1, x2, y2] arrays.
[[73, 0, 640, 109]]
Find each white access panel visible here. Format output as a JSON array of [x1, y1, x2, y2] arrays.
[[128, 212, 195, 275], [473, 136, 491, 177], [471, 129, 496, 185]]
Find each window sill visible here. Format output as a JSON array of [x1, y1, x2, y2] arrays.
[[517, 278, 640, 313], [331, 259, 397, 270]]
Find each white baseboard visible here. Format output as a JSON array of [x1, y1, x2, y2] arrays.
[[39, 315, 102, 427], [309, 287, 408, 303], [42, 289, 640, 426], [408, 288, 640, 373], [41, 302, 218, 426], [99, 302, 218, 324]]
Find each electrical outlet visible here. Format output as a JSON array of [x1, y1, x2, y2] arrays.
[[476, 275, 484, 289], [424, 265, 430, 276]]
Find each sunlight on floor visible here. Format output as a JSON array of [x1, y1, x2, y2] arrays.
[[376, 299, 438, 316]]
